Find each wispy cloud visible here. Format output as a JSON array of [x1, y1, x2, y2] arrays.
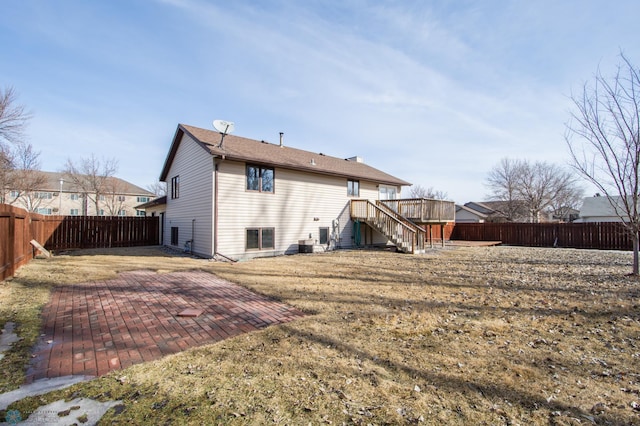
[[2, 0, 640, 201]]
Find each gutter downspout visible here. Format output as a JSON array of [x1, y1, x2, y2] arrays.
[[214, 157, 219, 256]]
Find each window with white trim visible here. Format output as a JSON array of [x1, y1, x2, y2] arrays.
[[347, 180, 359, 197]]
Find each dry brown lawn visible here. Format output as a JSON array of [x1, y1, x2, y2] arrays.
[[2, 245, 640, 425]]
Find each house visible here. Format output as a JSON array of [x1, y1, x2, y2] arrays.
[[4, 171, 155, 216], [135, 195, 167, 244], [455, 204, 488, 223], [159, 124, 455, 260], [458, 201, 549, 223], [577, 195, 629, 222], [135, 195, 166, 218]]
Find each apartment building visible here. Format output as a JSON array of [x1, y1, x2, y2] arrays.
[[4, 171, 155, 216]]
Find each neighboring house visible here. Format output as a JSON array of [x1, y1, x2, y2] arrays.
[[576, 196, 629, 222], [4, 171, 154, 216], [136, 195, 167, 245], [460, 201, 547, 223], [551, 207, 580, 223], [159, 123, 454, 260], [455, 204, 488, 223], [136, 195, 166, 218]]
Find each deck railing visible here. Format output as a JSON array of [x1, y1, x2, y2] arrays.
[[380, 198, 456, 223], [350, 199, 425, 253]]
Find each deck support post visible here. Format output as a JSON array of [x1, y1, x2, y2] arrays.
[[429, 226, 433, 248]]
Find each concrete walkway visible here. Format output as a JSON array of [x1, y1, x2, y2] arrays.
[[27, 270, 304, 382]]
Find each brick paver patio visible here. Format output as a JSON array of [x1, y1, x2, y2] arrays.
[[26, 270, 304, 382]]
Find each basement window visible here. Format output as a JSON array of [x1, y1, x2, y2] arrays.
[[246, 228, 275, 250]]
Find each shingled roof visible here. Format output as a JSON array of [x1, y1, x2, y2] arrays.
[[38, 171, 153, 195], [159, 124, 410, 186]]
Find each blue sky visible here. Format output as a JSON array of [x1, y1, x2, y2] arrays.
[[2, 0, 639, 203]]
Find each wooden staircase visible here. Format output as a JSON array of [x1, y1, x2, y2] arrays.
[[350, 200, 426, 253]]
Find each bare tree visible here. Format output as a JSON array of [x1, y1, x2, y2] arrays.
[[409, 184, 449, 200], [518, 161, 583, 223], [485, 158, 527, 221], [0, 86, 31, 203], [63, 155, 118, 216], [486, 158, 583, 222], [9, 141, 47, 211], [549, 183, 585, 222], [566, 52, 640, 275], [102, 177, 128, 216], [0, 86, 30, 145], [0, 144, 14, 203], [146, 181, 167, 197]]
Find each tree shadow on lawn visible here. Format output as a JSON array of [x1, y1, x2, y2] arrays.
[[278, 323, 628, 424], [220, 266, 640, 322]]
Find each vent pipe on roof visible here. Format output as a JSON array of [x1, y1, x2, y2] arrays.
[[279, 132, 284, 147], [347, 156, 364, 163]]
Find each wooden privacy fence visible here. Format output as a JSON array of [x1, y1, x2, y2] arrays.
[[451, 222, 633, 251], [1, 204, 32, 280], [43, 215, 160, 250], [1, 204, 160, 280]]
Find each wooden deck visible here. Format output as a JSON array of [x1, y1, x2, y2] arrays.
[[446, 240, 502, 247], [380, 198, 456, 223]]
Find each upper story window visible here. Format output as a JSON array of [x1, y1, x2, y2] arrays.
[[379, 185, 397, 200], [117, 195, 126, 202], [246, 165, 274, 193], [71, 194, 79, 200], [99, 195, 105, 201], [137, 196, 150, 203], [37, 192, 52, 199], [347, 180, 360, 197], [9, 190, 19, 199], [171, 176, 180, 199]]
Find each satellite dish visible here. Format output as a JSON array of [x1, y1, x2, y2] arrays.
[[213, 119, 235, 134], [213, 119, 235, 148]]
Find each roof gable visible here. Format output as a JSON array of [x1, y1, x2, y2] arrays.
[[456, 204, 488, 218], [580, 196, 627, 218], [159, 124, 410, 186]]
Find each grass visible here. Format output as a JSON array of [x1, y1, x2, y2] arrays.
[[1, 245, 640, 424]]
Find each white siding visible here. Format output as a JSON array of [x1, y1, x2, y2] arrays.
[[455, 208, 485, 223], [163, 134, 214, 256], [216, 161, 383, 260], [579, 196, 628, 222]]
